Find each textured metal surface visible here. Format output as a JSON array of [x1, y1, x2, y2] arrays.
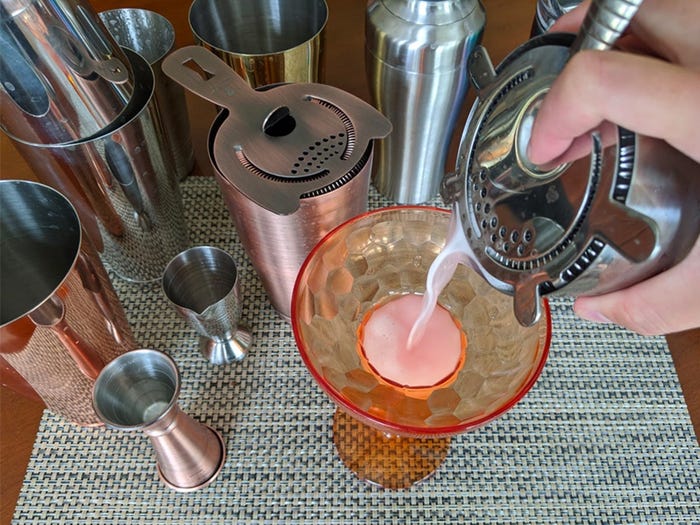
[[443, 26, 700, 326], [163, 45, 390, 317], [100, 8, 195, 181], [0, 180, 135, 426], [532, 0, 582, 35], [11, 178, 699, 523], [365, 0, 485, 204], [211, 138, 375, 319], [9, 48, 190, 283], [0, 0, 135, 144], [571, 0, 644, 52]]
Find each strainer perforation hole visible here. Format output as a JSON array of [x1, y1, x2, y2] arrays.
[[481, 219, 488, 229], [503, 242, 510, 252], [484, 203, 491, 214], [294, 163, 300, 167], [523, 229, 533, 243], [475, 202, 481, 212], [291, 169, 297, 174], [511, 230, 520, 242], [330, 135, 336, 139], [315, 141, 321, 146], [499, 226, 507, 238], [479, 169, 487, 181], [480, 188, 487, 198], [339, 133, 345, 137], [473, 183, 479, 192], [323, 138, 329, 142], [491, 233, 498, 242], [309, 145, 315, 150], [517, 244, 525, 256], [490, 216, 497, 228]]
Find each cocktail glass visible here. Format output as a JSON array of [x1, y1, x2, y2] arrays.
[[291, 207, 551, 488]]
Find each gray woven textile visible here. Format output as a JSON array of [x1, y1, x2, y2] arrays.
[[13, 177, 700, 524]]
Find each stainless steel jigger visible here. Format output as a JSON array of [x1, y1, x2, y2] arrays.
[[163, 246, 252, 365], [92, 349, 226, 492]]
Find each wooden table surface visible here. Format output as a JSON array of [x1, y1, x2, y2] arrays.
[[1, 1, 698, 523]]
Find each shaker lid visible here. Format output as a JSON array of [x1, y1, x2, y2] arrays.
[[443, 33, 656, 326], [162, 46, 391, 215]]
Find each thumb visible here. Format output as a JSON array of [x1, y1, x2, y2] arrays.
[[573, 237, 700, 336]]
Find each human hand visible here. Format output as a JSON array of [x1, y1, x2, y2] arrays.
[[527, 0, 700, 335]]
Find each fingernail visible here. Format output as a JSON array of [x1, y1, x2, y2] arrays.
[[575, 307, 612, 324]]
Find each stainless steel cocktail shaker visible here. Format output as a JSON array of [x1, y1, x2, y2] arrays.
[[365, 0, 485, 204]]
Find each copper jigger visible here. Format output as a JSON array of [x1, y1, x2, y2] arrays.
[[92, 349, 226, 492]]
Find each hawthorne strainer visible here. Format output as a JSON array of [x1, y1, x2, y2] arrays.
[[442, 0, 700, 326]]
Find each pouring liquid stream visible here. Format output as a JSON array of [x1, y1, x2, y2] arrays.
[[358, 205, 478, 388], [407, 204, 475, 350]]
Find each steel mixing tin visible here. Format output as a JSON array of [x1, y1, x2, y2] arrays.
[[443, 33, 700, 327]]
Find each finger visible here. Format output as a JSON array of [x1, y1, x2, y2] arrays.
[[551, 0, 700, 68], [528, 50, 700, 165], [573, 237, 700, 336], [541, 121, 618, 166], [549, 0, 590, 33], [624, 0, 700, 68]]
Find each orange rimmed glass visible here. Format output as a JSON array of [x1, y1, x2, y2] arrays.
[[291, 206, 551, 488]]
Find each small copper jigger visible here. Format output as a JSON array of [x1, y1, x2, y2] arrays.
[[92, 349, 226, 492], [162, 246, 252, 365]]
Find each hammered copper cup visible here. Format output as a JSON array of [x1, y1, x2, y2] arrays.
[[0, 180, 135, 426]]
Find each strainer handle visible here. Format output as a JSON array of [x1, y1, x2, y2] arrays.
[[162, 45, 253, 109], [570, 0, 644, 53]]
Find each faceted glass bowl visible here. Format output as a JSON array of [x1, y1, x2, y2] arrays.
[[292, 207, 551, 438]]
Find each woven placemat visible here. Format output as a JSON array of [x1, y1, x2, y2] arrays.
[[13, 177, 699, 524]]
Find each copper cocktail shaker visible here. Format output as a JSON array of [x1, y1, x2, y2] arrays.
[[162, 46, 392, 319]]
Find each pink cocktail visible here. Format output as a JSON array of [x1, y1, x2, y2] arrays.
[[292, 206, 551, 488]]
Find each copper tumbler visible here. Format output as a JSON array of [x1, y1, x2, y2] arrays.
[[0, 180, 136, 426], [92, 348, 226, 492]]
